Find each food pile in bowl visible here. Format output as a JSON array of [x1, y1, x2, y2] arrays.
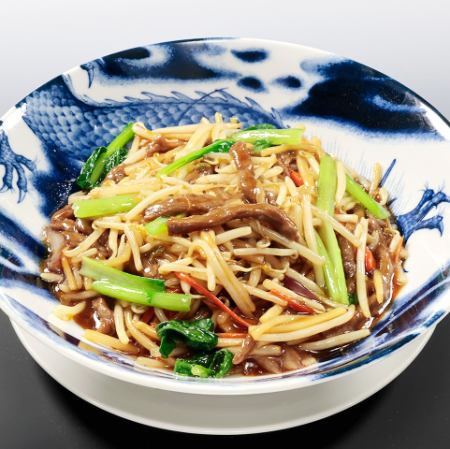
[[41, 117, 407, 378], [0, 38, 448, 389]]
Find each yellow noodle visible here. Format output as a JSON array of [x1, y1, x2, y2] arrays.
[[369, 163, 382, 195], [247, 268, 262, 288], [250, 315, 312, 340], [53, 301, 86, 320], [373, 269, 384, 303], [356, 218, 370, 318], [60, 290, 98, 301], [134, 321, 159, 340], [135, 357, 169, 369], [175, 122, 212, 160], [125, 186, 179, 220], [215, 227, 252, 245], [335, 213, 359, 224], [297, 156, 315, 188], [40, 272, 63, 283], [301, 193, 325, 287], [312, 206, 361, 246], [259, 304, 284, 323], [285, 268, 325, 296], [225, 345, 282, 356], [249, 222, 323, 265], [124, 309, 160, 357], [124, 225, 143, 271], [233, 247, 297, 257], [61, 256, 77, 291], [114, 304, 129, 345], [63, 229, 105, 258], [255, 306, 354, 342], [300, 329, 370, 351], [108, 229, 119, 258], [262, 279, 325, 312], [84, 330, 139, 354], [71, 247, 98, 264]]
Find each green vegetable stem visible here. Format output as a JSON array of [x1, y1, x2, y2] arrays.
[[345, 175, 390, 219], [316, 155, 348, 304], [80, 257, 191, 312], [72, 195, 139, 218]]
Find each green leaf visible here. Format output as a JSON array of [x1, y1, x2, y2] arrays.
[[103, 146, 129, 175], [76, 146, 107, 190], [348, 293, 359, 305], [76, 123, 134, 190], [156, 318, 218, 358], [174, 349, 234, 378], [209, 349, 234, 378]]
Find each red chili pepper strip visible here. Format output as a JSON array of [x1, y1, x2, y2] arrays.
[[141, 307, 154, 323], [289, 170, 303, 187], [175, 272, 251, 328], [270, 289, 315, 314], [365, 247, 376, 273]]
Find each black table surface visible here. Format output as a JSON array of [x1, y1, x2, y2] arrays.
[[1, 311, 449, 448]]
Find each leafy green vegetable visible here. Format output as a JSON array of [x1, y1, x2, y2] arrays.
[[241, 123, 277, 131], [145, 217, 169, 237], [76, 123, 134, 190], [156, 318, 218, 358], [231, 128, 303, 145], [345, 175, 390, 220], [103, 146, 129, 175], [157, 139, 234, 177], [209, 348, 234, 377], [174, 349, 234, 378], [348, 293, 359, 305], [72, 195, 139, 218], [316, 155, 348, 304], [76, 147, 107, 190]]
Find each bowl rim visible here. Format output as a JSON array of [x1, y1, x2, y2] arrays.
[[0, 36, 448, 395]]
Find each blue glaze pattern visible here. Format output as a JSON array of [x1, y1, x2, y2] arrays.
[[231, 49, 268, 63], [0, 38, 449, 387], [397, 189, 450, 241], [237, 76, 266, 92]]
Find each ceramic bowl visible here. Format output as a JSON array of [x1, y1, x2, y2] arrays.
[[0, 37, 449, 397]]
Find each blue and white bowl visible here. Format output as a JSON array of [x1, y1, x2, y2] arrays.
[[0, 37, 449, 396]]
